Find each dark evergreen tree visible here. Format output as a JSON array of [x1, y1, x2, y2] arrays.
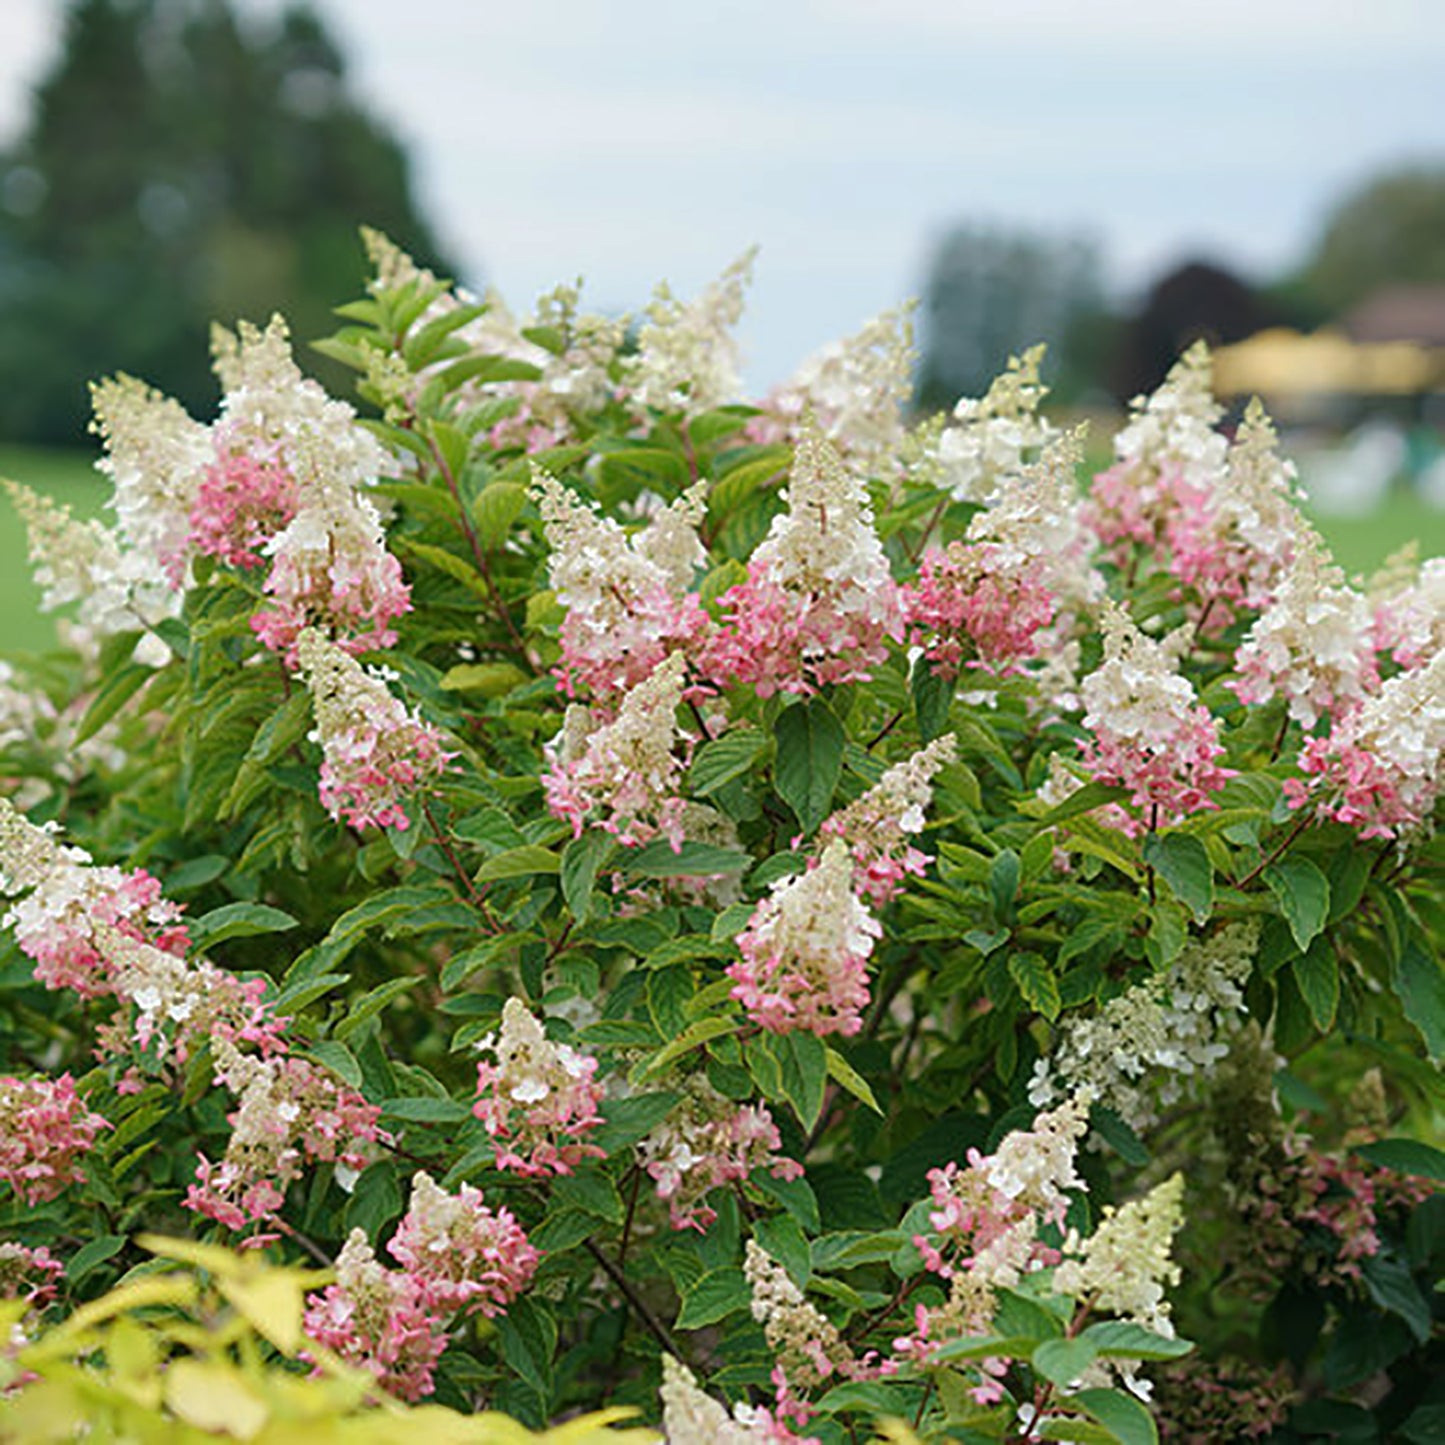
[[0, 0, 455, 442]]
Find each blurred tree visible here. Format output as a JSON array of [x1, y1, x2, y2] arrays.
[[0, 0, 455, 443], [1111, 260, 1274, 402], [915, 225, 1112, 411], [1300, 164, 1445, 314]]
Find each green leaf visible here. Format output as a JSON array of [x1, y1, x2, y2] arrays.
[[1263, 857, 1331, 952], [495, 1297, 556, 1405], [474, 844, 562, 882], [76, 656, 155, 743], [1071, 1386, 1159, 1445], [189, 902, 298, 954], [1394, 935, 1445, 1062], [774, 698, 845, 835], [1038, 779, 1130, 827], [929, 1333, 1037, 1365], [778, 1031, 829, 1132], [1354, 1137, 1445, 1182], [624, 839, 751, 878], [472, 482, 528, 549], [1009, 951, 1060, 1021], [596, 446, 690, 496], [345, 1161, 403, 1240], [1081, 1321, 1193, 1362], [552, 1170, 624, 1225], [334, 977, 420, 1043], [590, 1092, 680, 1152], [676, 1267, 750, 1329], [245, 692, 312, 765], [824, 1046, 882, 1114], [990, 849, 1020, 923], [1032, 1336, 1100, 1387], [1145, 900, 1188, 970], [65, 1234, 127, 1285], [689, 730, 769, 796], [911, 654, 952, 743], [381, 1097, 473, 1123], [755, 1213, 811, 1288], [1142, 832, 1214, 924], [1291, 937, 1339, 1031], [560, 829, 615, 922], [1091, 1107, 1149, 1167], [637, 1016, 738, 1080], [1361, 1251, 1432, 1342]]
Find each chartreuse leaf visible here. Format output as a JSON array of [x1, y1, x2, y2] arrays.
[[825, 1046, 882, 1114], [774, 698, 844, 834], [1142, 832, 1213, 924], [1263, 857, 1331, 951], [636, 1016, 738, 1081], [1009, 952, 1060, 1021]]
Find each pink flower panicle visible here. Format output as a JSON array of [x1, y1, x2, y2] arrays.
[[185, 1041, 385, 1232], [303, 1229, 446, 1402], [1284, 652, 1445, 839], [905, 542, 1057, 678], [707, 426, 902, 698], [188, 443, 300, 570], [472, 998, 605, 1177], [533, 468, 711, 700], [297, 628, 453, 831], [727, 840, 880, 1037], [542, 651, 689, 850], [251, 498, 411, 664], [0, 798, 188, 999], [639, 1084, 804, 1231], [0, 1074, 109, 1207], [1078, 603, 1233, 834], [819, 736, 957, 906], [0, 1242, 64, 1312], [387, 1171, 540, 1318]]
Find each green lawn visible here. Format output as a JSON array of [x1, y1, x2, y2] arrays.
[[1, 444, 1443, 658]]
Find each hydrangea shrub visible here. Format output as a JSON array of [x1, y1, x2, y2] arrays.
[[0, 232, 1442, 1443]]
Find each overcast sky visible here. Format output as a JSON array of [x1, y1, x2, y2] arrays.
[[2, 0, 1443, 388]]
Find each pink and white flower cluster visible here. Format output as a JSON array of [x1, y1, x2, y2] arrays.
[[708, 427, 903, 698], [305, 1173, 540, 1401], [543, 651, 690, 850], [472, 998, 605, 1176], [0, 1242, 64, 1313], [0, 1073, 109, 1206], [1079, 604, 1233, 833], [819, 736, 957, 906], [187, 1040, 384, 1232], [533, 469, 710, 700], [727, 840, 881, 1037], [639, 1083, 803, 1231], [296, 628, 453, 831]]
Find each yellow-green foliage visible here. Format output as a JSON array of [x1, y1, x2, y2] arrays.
[[0, 1237, 657, 1444]]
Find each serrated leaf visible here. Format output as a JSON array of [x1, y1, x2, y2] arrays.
[[1081, 1321, 1193, 1361], [590, 1092, 680, 1152], [473, 481, 528, 549], [689, 729, 769, 796], [1071, 1386, 1159, 1445], [1354, 1137, 1445, 1182], [189, 902, 298, 954], [676, 1267, 750, 1328], [624, 838, 751, 878], [1009, 951, 1060, 1021], [1142, 832, 1214, 924], [561, 829, 615, 922], [1291, 937, 1339, 1031], [1091, 1106, 1150, 1166], [774, 698, 844, 835], [637, 1016, 738, 1079], [1361, 1251, 1431, 1342], [334, 977, 420, 1042], [990, 849, 1020, 923], [911, 654, 952, 743], [1394, 935, 1445, 1062], [824, 1046, 882, 1114], [1033, 1336, 1100, 1387], [1263, 857, 1331, 952], [474, 844, 562, 881]]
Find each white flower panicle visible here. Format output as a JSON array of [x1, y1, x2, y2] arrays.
[[210, 315, 388, 505], [936, 343, 1059, 502], [5, 480, 177, 637], [967, 430, 1104, 609], [659, 1355, 784, 1444], [753, 424, 895, 610], [764, 304, 917, 473], [89, 372, 211, 570], [984, 1093, 1091, 1217], [1029, 922, 1259, 1128], [626, 248, 756, 414], [1232, 540, 1377, 727], [744, 1239, 852, 1390], [1054, 1173, 1186, 1337], [1113, 341, 1226, 486]]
